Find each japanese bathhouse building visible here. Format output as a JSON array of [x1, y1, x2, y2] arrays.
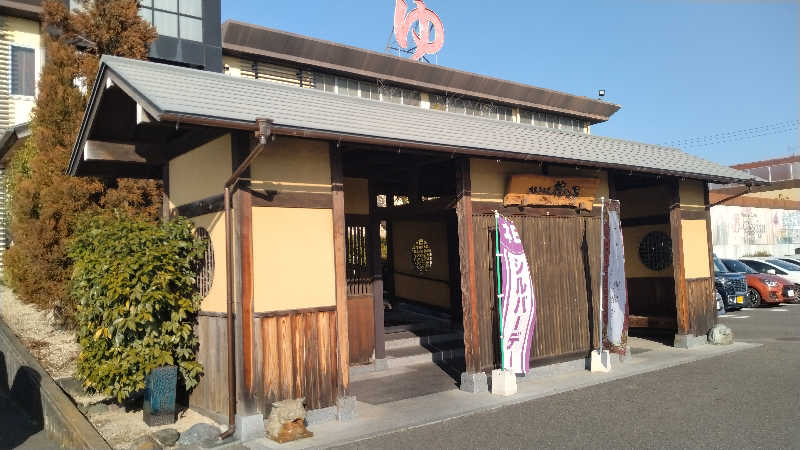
[[67, 18, 761, 427], [710, 155, 799, 258]]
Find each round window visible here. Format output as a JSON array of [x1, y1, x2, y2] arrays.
[[194, 227, 215, 298], [411, 238, 433, 274], [638, 231, 672, 271]]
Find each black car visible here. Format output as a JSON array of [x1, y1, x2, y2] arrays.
[[713, 255, 749, 310]]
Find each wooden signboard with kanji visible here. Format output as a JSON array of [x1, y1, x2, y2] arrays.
[[504, 174, 600, 211]]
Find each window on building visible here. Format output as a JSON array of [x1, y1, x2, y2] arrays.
[[11, 46, 35, 96], [498, 106, 513, 121], [359, 81, 379, 100], [534, 112, 547, 127], [139, 0, 203, 42], [429, 94, 446, 111], [519, 109, 533, 125], [402, 88, 421, 107]]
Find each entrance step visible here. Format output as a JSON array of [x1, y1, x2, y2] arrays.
[[384, 329, 464, 350], [385, 339, 465, 368]]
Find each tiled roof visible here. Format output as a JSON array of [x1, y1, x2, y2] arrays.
[[86, 56, 761, 184]]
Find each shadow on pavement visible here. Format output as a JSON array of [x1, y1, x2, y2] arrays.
[[0, 350, 46, 449]]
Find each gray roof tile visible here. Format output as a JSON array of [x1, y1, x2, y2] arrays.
[[100, 55, 759, 184]]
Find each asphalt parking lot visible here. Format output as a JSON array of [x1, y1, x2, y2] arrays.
[[335, 303, 800, 450]]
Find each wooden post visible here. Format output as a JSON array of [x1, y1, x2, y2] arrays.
[[368, 179, 386, 361], [671, 180, 689, 336], [330, 143, 350, 394], [161, 164, 171, 220], [703, 182, 718, 329], [455, 158, 481, 374], [231, 131, 256, 414]]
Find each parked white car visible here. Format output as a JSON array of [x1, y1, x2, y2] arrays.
[[739, 258, 800, 285]]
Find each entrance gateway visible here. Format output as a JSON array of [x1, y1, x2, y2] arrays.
[[343, 155, 609, 397], [65, 53, 757, 425]]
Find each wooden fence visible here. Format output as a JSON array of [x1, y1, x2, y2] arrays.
[[473, 215, 602, 371], [191, 309, 339, 417]]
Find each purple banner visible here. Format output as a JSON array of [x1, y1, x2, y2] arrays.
[[497, 213, 537, 374]]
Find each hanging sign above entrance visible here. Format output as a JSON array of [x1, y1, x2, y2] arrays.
[[504, 174, 600, 211], [393, 0, 445, 61]]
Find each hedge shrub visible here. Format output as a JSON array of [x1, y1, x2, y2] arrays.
[[69, 213, 205, 402]]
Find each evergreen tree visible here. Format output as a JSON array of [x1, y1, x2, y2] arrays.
[[5, 0, 161, 326]]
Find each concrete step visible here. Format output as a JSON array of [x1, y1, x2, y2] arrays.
[[385, 340, 465, 368], [384, 329, 464, 350]]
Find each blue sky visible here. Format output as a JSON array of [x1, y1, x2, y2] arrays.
[[222, 1, 798, 166]]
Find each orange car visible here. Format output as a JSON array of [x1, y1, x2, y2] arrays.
[[721, 258, 795, 306]]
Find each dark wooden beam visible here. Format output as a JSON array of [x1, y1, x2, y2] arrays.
[[455, 158, 481, 374], [368, 178, 385, 361], [247, 188, 332, 209], [330, 143, 350, 394], [171, 194, 224, 218], [83, 140, 146, 163]]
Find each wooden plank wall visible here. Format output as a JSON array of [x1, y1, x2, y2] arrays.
[[347, 295, 375, 365], [190, 315, 229, 417], [686, 277, 716, 337], [190, 310, 339, 417], [472, 215, 602, 371]]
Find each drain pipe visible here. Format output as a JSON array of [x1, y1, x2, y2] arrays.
[[219, 118, 272, 441]]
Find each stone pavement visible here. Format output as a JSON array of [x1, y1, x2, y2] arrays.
[[235, 336, 758, 449]]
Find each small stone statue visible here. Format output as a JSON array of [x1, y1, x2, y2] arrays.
[[265, 398, 314, 443]]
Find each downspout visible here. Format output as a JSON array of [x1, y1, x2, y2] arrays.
[[707, 184, 752, 209], [220, 118, 272, 440]]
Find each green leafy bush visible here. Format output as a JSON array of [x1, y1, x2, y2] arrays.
[[69, 213, 205, 402]]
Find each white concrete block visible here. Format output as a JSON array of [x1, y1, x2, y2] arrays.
[[491, 369, 517, 396], [590, 349, 611, 372]]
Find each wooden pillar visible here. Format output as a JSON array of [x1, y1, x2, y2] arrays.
[[330, 143, 350, 394], [231, 131, 257, 414], [161, 164, 171, 220], [703, 182, 718, 329], [671, 180, 689, 335], [368, 179, 386, 361], [455, 158, 481, 373]]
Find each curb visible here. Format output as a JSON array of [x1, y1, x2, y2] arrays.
[[0, 318, 111, 449]]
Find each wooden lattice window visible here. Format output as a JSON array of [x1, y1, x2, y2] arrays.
[[638, 231, 672, 271], [194, 227, 214, 298], [411, 238, 433, 274]]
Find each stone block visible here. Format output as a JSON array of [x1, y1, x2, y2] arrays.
[[151, 428, 180, 447], [305, 406, 336, 426], [176, 423, 220, 447], [589, 349, 611, 372], [708, 324, 734, 345], [674, 333, 708, 349], [336, 396, 358, 421], [459, 371, 488, 393], [235, 413, 266, 441], [490, 369, 517, 396]]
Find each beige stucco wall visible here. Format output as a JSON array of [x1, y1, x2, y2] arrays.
[[251, 207, 336, 312], [470, 158, 543, 203], [169, 134, 231, 206], [624, 224, 673, 278], [682, 219, 710, 278], [191, 212, 228, 313], [250, 137, 330, 193], [344, 177, 369, 215], [680, 179, 706, 208], [1, 16, 43, 127], [392, 219, 451, 309]]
